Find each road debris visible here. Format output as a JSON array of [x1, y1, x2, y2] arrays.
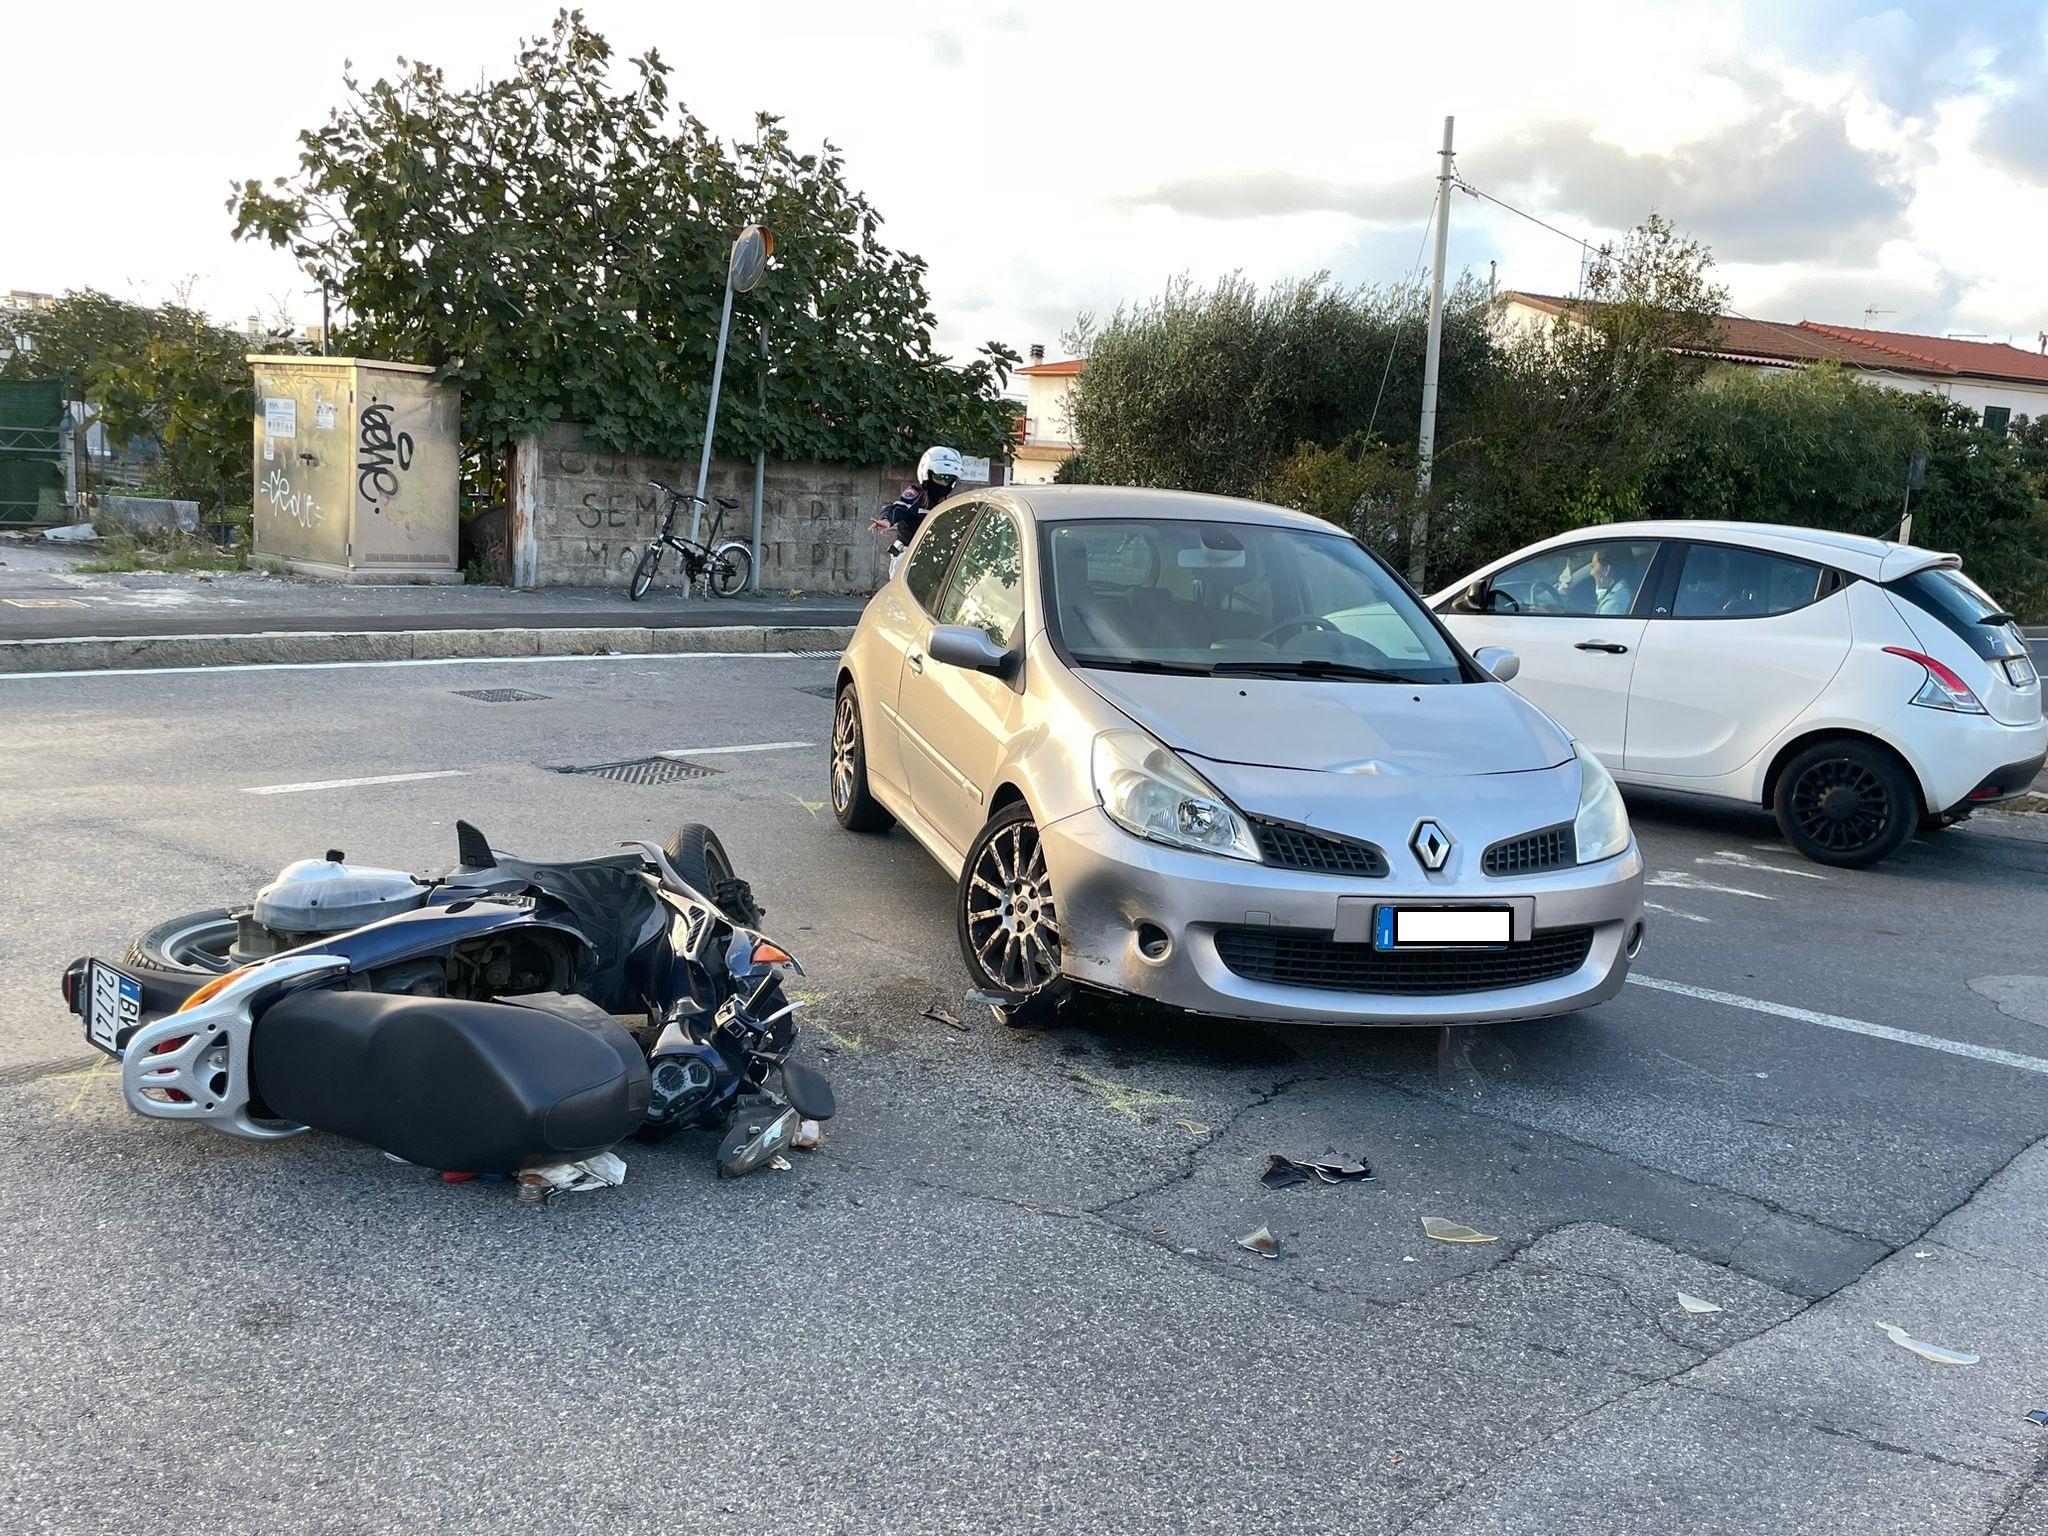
[[923, 1005, 971, 1032], [1262, 1153, 1376, 1190], [1913, 1250, 1934, 1259], [1421, 1216, 1498, 1244], [768, 1154, 793, 1172], [1176, 1118, 1211, 1136], [1675, 1291, 1723, 1315], [2024, 1410, 2048, 1428], [792, 1118, 825, 1150], [532, 1152, 629, 1194], [1875, 1321, 1979, 1366], [1237, 1225, 1282, 1260]]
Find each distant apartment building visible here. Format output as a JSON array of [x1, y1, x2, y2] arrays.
[[1502, 291, 2048, 434], [1011, 345, 1084, 484]]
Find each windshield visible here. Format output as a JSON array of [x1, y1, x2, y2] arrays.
[[1886, 565, 2023, 661], [1044, 518, 1465, 683]]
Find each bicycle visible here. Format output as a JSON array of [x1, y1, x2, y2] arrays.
[[627, 480, 754, 601]]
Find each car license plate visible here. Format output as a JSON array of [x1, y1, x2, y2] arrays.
[[2001, 655, 2036, 688], [84, 961, 144, 1055], [1374, 906, 1512, 950]]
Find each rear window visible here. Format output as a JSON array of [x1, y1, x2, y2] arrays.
[[1886, 567, 2023, 660]]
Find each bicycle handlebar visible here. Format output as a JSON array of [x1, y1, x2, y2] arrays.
[[647, 479, 707, 504]]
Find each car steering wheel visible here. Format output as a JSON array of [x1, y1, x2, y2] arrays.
[[1258, 616, 1342, 646]]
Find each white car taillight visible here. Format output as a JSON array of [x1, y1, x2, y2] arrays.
[[1883, 646, 1988, 714]]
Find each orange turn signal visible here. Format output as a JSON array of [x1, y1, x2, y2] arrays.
[[750, 940, 795, 968], [175, 966, 253, 1013]]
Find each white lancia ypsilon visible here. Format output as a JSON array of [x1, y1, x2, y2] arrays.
[[829, 486, 1646, 1025], [1435, 521, 2045, 867]]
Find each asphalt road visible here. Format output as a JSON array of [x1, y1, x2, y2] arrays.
[[2, 651, 2044, 1534]]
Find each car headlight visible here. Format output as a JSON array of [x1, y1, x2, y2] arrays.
[[1572, 742, 1631, 865], [1091, 729, 1261, 862]]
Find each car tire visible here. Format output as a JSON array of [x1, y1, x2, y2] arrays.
[[1773, 739, 1920, 868], [830, 682, 894, 833], [956, 801, 1068, 1007]]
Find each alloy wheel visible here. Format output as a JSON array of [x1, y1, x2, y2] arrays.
[[831, 694, 860, 814], [1789, 756, 1892, 854], [964, 818, 1061, 995]]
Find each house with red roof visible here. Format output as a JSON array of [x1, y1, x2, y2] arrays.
[[1011, 345, 1085, 484], [1503, 292, 2048, 435]]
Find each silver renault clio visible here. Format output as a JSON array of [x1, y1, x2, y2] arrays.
[[830, 485, 1645, 1026]]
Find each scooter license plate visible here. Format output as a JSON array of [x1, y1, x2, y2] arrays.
[[1373, 906, 1512, 950], [84, 961, 144, 1056]]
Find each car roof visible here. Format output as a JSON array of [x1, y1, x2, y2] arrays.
[[973, 483, 1342, 533], [1445, 519, 1957, 590]]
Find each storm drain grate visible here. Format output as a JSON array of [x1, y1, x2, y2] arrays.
[[453, 688, 552, 703], [556, 755, 721, 786], [797, 683, 839, 700]]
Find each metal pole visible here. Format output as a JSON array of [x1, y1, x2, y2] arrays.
[[691, 276, 738, 545], [751, 323, 767, 592], [1410, 114, 1455, 586], [320, 286, 331, 356]]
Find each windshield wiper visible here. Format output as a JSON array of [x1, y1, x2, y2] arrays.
[[1209, 658, 1421, 684], [1068, 654, 1216, 676], [1978, 611, 2020, 627]]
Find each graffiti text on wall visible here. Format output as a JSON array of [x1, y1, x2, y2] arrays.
[[260, 467, 323, 527], [356, 403, 415, 510]]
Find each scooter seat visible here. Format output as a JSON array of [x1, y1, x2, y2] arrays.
[[251, 991, 650, 1172]]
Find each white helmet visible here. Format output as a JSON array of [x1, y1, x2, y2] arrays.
[[917, 445, 965, 487]]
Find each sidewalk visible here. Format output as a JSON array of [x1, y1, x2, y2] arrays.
[[0, 541, 861, 673]]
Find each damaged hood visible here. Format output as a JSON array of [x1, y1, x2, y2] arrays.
[[1076, 669, 1573, 777]]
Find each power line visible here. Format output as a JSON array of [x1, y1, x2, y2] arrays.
[[1364, 183, 1442, 443]]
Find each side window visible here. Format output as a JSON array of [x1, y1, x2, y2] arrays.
[[1485, 541, 1660, 617], [937, 510, 1025, 648], [903, 504, 979, 614], [1670, 544, 1821, 618]]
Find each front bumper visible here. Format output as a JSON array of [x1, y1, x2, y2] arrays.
[[1040, 807, 1645, 1027]]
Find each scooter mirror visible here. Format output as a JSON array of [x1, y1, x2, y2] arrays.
[[780, 1061, 836, 1121]]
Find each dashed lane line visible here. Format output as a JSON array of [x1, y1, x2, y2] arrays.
[[1627, 974, 2048, 1077], [1645, 870, 1774, 900], [242, 770, 469, 796]]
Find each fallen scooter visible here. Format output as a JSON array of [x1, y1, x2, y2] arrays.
[[60, 821, 834, 1179]]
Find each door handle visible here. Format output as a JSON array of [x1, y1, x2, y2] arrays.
[[1574, 641, 1628, 654], [907, 650, 924, 674]]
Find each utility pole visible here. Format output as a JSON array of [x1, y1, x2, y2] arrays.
[[1410, 114, 1455, 587]]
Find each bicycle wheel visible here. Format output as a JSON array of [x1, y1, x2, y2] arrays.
[[628, 543, 663, 601], [707, 542, 753, 597]]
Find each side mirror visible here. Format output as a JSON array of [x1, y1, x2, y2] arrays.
[[927, 624, 1015, 677], [1473, 645, 1520, 683], [1460, 581, 1490, 613]]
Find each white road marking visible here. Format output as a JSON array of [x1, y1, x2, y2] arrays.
[[1628, 975, 2048, 1078], [0, 649, 823, 682], [1699, 850, 1828, 880], [1645, 870, 1774, 900], [657, 741, 812, 758], [242, 770, 467, 796], [1643, 902, 1710, 923]]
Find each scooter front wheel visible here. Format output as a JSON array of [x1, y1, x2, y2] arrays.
[[628, 544, 663, 601]]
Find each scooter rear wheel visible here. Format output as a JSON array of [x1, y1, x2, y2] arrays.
[[126, 909, 239, 979]]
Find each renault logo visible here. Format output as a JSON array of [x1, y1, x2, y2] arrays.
[[1410, 820, 1453, 872]]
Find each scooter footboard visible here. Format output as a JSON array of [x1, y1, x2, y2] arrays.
[[251, 992, 651, 1173]]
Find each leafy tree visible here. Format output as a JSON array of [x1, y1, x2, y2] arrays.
[[229, 10, 1016, 465], [1062, 271, 1494, 501], [3, 288, 284, 510]]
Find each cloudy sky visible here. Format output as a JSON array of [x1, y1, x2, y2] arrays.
[[7, 0, 2047, 367]]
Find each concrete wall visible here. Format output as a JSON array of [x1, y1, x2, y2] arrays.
[[531, 423, 911, 592]]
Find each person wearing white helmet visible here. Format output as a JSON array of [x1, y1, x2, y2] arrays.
[[870, 445, 964, 568]]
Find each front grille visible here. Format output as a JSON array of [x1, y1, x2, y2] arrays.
[[1482, 825, 1574, 876], [1215, 925, 1594, 995], [1253, 820, 1389, 877]]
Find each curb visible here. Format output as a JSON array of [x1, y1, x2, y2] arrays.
[[0, 624, 854, 675]]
